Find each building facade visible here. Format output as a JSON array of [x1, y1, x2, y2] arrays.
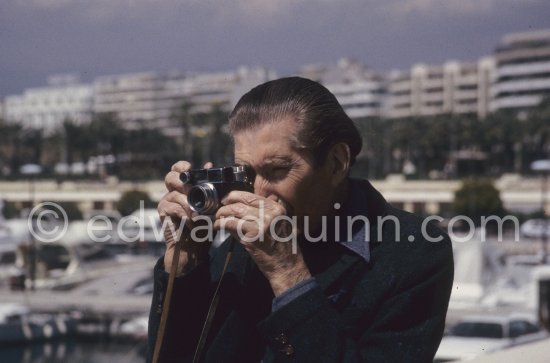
[[93, 66, 275, 136], [2, 67, 274, 137], [93, 72, 170, 131], [168, 66, 276, 114], [492, 28, 550, 111], [386, 59, 495, 119], [3, 27, 550, 133], [3, 74, 93, 134], [299, 58, 386, 119]]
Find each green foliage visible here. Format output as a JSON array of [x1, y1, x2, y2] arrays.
[[117, 190, 155, 216], [171, 102, 232, 167], [453, 178, 505, 226], [2, 97, 549, 181], [44, 201, 83, 221], [353, 99, 550, 179], [0, 113, 181, 180], [1, 201, 20, 219]]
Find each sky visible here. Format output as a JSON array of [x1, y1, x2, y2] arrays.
[[1, 0, 550, 96]]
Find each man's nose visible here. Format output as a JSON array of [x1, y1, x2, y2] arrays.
[[253, 175, 273, 197]]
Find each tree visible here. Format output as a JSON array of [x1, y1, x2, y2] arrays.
[[480, 111, 523, 175], [1, 201, 20, 219], [453, 178, 505, 226], [173, 101, 195, 161], [525, 97, 550, 170], [0, 121, 22, 176], [117, 127, 178, 180], [22, 129, 44, 165], [62, 119, 95, 165], [44, 201, 83, 221], [117, 190, 155, 216], [88, 114, 126, 157], [171, 102, 232, 167], [206, 105, 232, 166]]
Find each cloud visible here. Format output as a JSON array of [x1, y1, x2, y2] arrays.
[[2, 0, 550, 96], [7, 0, 504, 27], [390, 0, 541, 16], [12, 0, 190, 22], [235, 0, 299, 16], [10, 0, 345, 25], [10, 0, 544, 19], [16, 0, 73, 9], [399, 0, 494, 14]]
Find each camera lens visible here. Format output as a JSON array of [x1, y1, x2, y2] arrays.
[[188, 183, 218, 215], [189, 189, 205, 209], [180, 171, 192, 184]]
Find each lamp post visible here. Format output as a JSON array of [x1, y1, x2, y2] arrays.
[[20, 163, 42, 291], [531, 160, 550, 264]]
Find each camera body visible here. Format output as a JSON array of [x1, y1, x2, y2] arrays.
[[180, 166, 253, 215]]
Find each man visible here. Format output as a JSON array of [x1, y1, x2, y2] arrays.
[[149, 77, 454, 362]]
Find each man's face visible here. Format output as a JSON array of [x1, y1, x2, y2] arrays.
[[233, 117, 336, 232]]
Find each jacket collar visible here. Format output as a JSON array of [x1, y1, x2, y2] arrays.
[[337, 178, 388, 263], [314, 178, 389, 292]]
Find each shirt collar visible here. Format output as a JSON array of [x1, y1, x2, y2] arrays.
[[338, 179, 371, 263]]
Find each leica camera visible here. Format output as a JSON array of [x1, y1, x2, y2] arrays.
[[180, 166, 253, 215]]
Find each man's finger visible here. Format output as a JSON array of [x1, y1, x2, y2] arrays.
[[158, 198, 187, 221], [165, 171, 187, 192], [215, 203, 263, 222], [213, 217, 261, 243], [171, 160, 192, 172], [221, 191, 268, 208]]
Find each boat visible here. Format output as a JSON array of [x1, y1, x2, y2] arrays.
[[0, 303, 77, 344]]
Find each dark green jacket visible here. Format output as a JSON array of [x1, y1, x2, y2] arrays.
[[148, 179, 454, 362]]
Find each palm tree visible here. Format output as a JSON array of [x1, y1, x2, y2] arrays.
[[173, 101, 194, 161]]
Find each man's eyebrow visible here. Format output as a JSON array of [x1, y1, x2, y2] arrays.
[[259, 156, 295, 167], [235, 156, 294, 168]]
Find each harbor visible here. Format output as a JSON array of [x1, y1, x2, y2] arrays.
[[0, 339, 147, 363], [1, 212, 550, 362], [0, 215, 158, 363], [0, 261, 154, 363]]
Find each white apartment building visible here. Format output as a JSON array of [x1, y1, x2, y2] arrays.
[[3, 74, 93, 134], [167, 66, 276, 114], [93, 66, 275, 136], [93, 72, 170, 131], [7, 27, 550, 134], [387, 59, 495, 119], [299, 58, 386, 119], [492, 28, 550, 111]]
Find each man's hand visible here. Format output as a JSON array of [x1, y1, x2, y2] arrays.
[[158, 160, 213, 275], [214, 191, 311, 296]]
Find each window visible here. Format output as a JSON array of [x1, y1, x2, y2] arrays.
[[509, 320, 540, 338], [38, 245, 71, 270], [0, 251, 16, 265], [449, 322, 504, 339]]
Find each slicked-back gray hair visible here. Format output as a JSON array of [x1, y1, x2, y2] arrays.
[[228, 77, 362, 167]]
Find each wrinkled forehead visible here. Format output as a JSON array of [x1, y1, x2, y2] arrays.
[[232, 119, 302, 166]]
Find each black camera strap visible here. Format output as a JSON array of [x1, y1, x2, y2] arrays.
[[152, 225, 234, 363], [152, 224, 188, 363], [192, 240, 234, 363]]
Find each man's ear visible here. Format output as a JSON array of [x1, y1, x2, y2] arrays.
[[327, 143, 351, 185]]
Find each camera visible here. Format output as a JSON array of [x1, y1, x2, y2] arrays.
[[180, 166, 253, 215]]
